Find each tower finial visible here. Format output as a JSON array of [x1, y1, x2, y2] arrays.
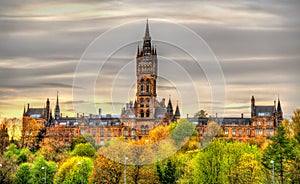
[[144, 19, 151, 40]]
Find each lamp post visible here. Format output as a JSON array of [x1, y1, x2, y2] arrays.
[[78, 161, 83, 184], [270, 160, 275, 184], [41, 166, 46, 184], [124, 156, 128, 184]]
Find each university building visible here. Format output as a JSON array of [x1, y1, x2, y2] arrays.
[[21, 21, 283, 147]]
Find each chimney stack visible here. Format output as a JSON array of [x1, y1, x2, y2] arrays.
[[241, 113, 244, 118]]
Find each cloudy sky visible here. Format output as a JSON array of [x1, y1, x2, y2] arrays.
[[0, 0, 299, 119]]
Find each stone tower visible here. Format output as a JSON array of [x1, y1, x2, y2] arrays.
[[135, 20, 158, 119]]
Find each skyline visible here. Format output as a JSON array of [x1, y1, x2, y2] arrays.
[[0, 0, 299, 119]]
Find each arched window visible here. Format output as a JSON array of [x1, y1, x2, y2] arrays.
[[145, 125, 149, 134], [146, 109, 150, 117], [140, 98, 144, 107], [141, 79, 144, 92], [141, 125, 145, 134], [146, 98, 150, 107], [131, 128, 136, 136], [146, 79, 150, 92], [141, 110, 144, 118]]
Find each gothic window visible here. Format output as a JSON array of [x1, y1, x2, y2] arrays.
[[100, 129, 104, 136], [145, 125, 149, 134], [232, 129, 236, 136], [239, 129, 243, 136], [146, 98, 150, 107], [141, 125, 145, 134], [141, 110, 144, 118], [146, 79, 150, 92], [257, 121, 261, 126], [131, 128, 136, 136], [146, 109, 150, 117], [246, 129, 251, 135], [199, 129, 203, 135], [124, 129, 128, 136], [141, 79, 144, 92], [140, 98, 144, 107], [225, 129, 229, 135]]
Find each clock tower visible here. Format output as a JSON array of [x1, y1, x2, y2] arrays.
[[136, 20, 158, 119]]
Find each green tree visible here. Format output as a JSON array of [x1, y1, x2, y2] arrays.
[[70, 143, 96, 158], [14, 163, 31, 184], [170, 119, 195, 147], [262, 125, 295, 184], [156, 158, 176, 184], [29, 156, 56, 184], [193, 110, 208, 118], [70, 135, 96, 151], [192, 139, 265, 184], [56, 156, 93, 184]]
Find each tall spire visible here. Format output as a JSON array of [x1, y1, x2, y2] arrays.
[[144, 19, 151, 40], [277, 94, 282, 113], [175, 102, 180, 117], [55, 91, 60, 120]]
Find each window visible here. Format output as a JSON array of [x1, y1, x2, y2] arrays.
[[81, 129, 85, 134], [100, 129, 104, 137], [124, 129, 128, 136], [100, 139, 104, 146], [255, 129, 262, 135], [92, 129, 96, 137], [257, 121, 261, 126], [146, 79, 150, 92], [141, 79, 144, 92], [145, 125, 149, 134], [141, 110, 144, 118], [199, 129, 203, 135], [146, 98, 150, 107], [141, 125, 145, 134], [131, 128, 136, 136], [140, 98, 144, 107], [268, 121, 273, 126], [107, 130, 111, 137], [146, 109, 150, 117], [232, 129, 236, 136], [239, 129, 243, 136], [266, 128, 274, 135], [246, 129, 251, 135], [225, 129, 229, 135]]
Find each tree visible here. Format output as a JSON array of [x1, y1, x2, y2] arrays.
[[0, 123, 9, 154], [70, 143, 96, 158], [169, 119, 195, 147], [262, 125, 295, 184], [93, 154, 123, 184], [193, 110, 208, 118], [14, 163, 31, 184], [93, 138, 127, 184], [56, 156, 93, 184], [192, 139, 265, 184], [0, 154, 16, 184], [70, 134, 96, 150], [292, 109, 300, 136], [156, 158, 176, 184], [29, 156, 56, 184]]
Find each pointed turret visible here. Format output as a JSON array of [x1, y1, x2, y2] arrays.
[[174, 102, 181, 120], [55, 91, 60, 120], [277, 95, 283, 119], [167, 96, 173, 118]]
